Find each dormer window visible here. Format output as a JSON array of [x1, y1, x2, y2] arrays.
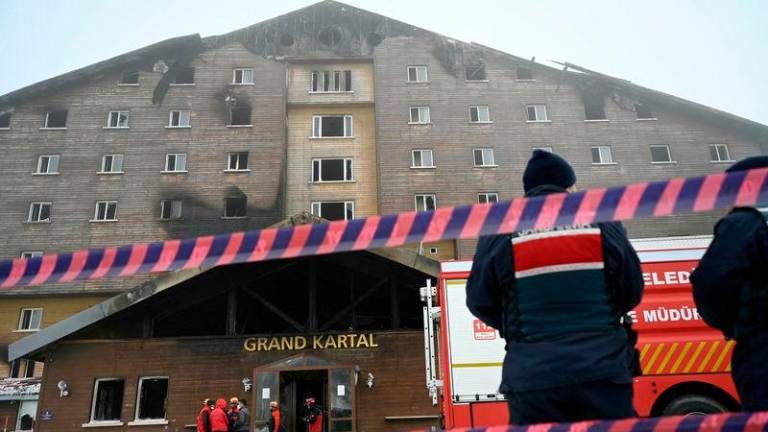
[[44, 110, 68, 128]]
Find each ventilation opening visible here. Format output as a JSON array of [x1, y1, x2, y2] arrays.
[[318, 27, 342, 46], [280, 34, 295, 47]]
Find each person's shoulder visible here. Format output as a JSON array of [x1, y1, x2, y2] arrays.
[[724, 208, 765, 226]]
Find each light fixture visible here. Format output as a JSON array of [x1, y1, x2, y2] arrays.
[[57, 380, 69, 397], [242, 378, 252, 393], [366, 373, 374, 389]]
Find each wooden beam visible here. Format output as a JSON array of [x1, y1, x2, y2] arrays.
[[319, 279, 387, 331], [308, 260, 317, 332], [142, 313, 153, 338], [242, 288, 306, 332], [226, 282, 238, 336], [390, 277, 400, 330], [349, 272, 358, 330]]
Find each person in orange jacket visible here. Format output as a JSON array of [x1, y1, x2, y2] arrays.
[[209, 398, 229, 432], [267, 401, 285, 432], [196, 398, 215, 432], [302, 397, 323, 432]]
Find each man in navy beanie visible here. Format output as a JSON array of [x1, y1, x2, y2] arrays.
[[466, 150, 643, 424], [692, 156, 768, 411]]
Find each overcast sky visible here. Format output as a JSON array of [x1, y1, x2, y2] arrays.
[[2, 0, 766, 125]]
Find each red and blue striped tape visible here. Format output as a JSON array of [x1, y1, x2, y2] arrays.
[[432, 411, 768, 432], [1, 167, 766, 289]]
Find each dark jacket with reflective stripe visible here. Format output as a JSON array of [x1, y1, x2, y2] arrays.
[[466, 184, 644, 392]]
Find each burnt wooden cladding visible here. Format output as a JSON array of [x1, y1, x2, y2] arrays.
[[36, 332, 438, 432]]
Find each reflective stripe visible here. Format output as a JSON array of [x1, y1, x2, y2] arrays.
[[639, 341, 734, 375], [515, 262, 604, 279]]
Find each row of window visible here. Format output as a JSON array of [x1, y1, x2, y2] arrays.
[[408, 103, 654, 124], [87, 376, 168, 426], [406, 64, 534, 83], [30, 152, 251, 175]]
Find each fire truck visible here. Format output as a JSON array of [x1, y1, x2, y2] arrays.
[[422, 235, 741, 428]]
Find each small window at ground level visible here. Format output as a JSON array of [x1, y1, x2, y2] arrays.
[[526, 105, 548, 122], [709, 144, 732, 162], [312, 115, 353, 137], [469, 106, 491, 122], [230, 107, 252, 126], [0, 112, 10, 128], [584, 102, 607, 120], [409, 106, 431, 124], [310, 201, 354, 221], [100, 154, 124, 173], [173, 67, 194, 84], [159, 200, 182, 220], [414, 194, 436, 212], [90, 379, 125, 422], [312, 158, 353, 182], [516, 67, 533, 80], [473, 148, 495, 166], [27, 202, 51, 223], [168, 110, 191, 127], [44, 110, 67, 128], [233, 68, 254, 84], [635, 104, 654, 119], [407, 66, 428, 82], [94, 201, 118, 221], [224, 197, 247, 218], [120, 71, 139, 85], [466, 64, 486, 81], [478, 193, 499, 204], [650, 145, 673, 163], [411, 149, 434, 168], [227, 152, 249, 170], [591, 146, 614, 164], [36, 155, 60, 174], [135, 377, 168, 421], [18, 308, 43, 330]]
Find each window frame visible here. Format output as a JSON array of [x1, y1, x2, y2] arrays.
[[170, 67, 195, 85], [465, 64, 487, 81], [411, 149, 435, 169], [131, 376, 169, 424], [516, 67, 534, 81], [232, 68, 255, 85], [526, 105, 550, 123], [591, 145, 615, 165], [20, 251, 43, 259], [310, 201, 355, 221], [92, 201, 119, 222], [223, 197, 248, 219], [477, 192, 499, 204], [159, 200, 183, 221], [310, 70, 353, 93], [409, 106, 431, 124], [0, 112, 11, 129], [311, 158, 354, 182], [27, 202, 52, 223], [17, 308, 43, 332], [311, 115, 354, 138], [105, 111, 130, 129], [709, 144, 734, 163], [225, 152, 250, 172], [407, 65, 429, 83], [469, 105, 492, 123], [228, 106, 252, 127], [414, 194, 437, 212], [473, 148, 497, 167], [42, 109, 68, 129], [87, 378, 126, 426], [118, 71, 140, 86], [99, 154, 125, 174], [34, 154, 60, 175], [635, 103, 656, 121], [163, 153, 188, 173], [650, 145, 675, 164], [167, 110, 191, 128], [584, 101, 608, 121]]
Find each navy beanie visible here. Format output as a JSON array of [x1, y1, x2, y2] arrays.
[[725, 156, 768, 173], [523, 150, 576, 193]]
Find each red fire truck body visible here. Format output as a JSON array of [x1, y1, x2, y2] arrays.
[[425, 236, 740, 428]]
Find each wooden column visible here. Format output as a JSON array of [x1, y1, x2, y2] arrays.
[[389, 277, 400, 330], [308, 260, 318, 331], [226, 283, 238, 336], [349, 272, 358, 330]]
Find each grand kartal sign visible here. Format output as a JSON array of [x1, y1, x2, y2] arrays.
[[244, 333, 379, 352]]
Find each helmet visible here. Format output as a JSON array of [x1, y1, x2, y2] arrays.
[[304, 397, 316, 405]]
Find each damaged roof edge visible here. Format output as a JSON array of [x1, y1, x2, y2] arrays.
[[0, 34, 201, 107], [7, 267, 205, 362]]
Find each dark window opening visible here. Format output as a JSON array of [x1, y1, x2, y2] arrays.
[[9, 360, 20, 378], [230, 107, 251, 126], [120, 71, 139, 84], [136, 378, 168, 420], [584, 101, 607, 120], [173, 67, 195, 84], [228, 152, 249, 170], [517, 67, 533, 80], [92, 379, 125, 421], [466, 64, 487, 81], [0, 112, 10, 128], [45, 110, 67, 128], [321, 117, 344, 137], [322, 203, 346, 221], [650, 145, 672, 163], [635, 104, 654, 119], [225, 197, 247, 218]]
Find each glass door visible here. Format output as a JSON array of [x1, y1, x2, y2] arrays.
[[254, 370, 279, 430], [327, 368, 355, 432]]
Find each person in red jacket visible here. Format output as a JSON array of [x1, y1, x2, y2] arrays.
[[210, 398, 229, 432], [196, 398, 215, 432], [302, 397, 323, 432]]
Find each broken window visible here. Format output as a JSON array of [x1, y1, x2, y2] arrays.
[[473, 148, 496, 166], [18, 308, 43, 330], [164, 153, 187, 172], [90, 379, 125, 422], [414, 194, 436, 212], [120, 71, 139, 85], [233, 68, 254, 84], [469, 105, 491, 122], [100, 154, 124, 173], [312, 115, 353, 137], [159, 200, 182, 220], [94, 201, 118, 221], [0, 112, 10, 128], [478, 193, 499, 204], [312, 158, 352, 182], [650, 145, 673, 163], [227, 152, 249, 170], [168, 110, 191, 127], [709, 144, 732, 162], [27, 202, 51, 223], [224, 197, 247, 218], [465, 63, 487, 81], [411, 149, 434, 168], [44, 109, 67, 128], [516, 67, 533, 80], [230, 107, 251, 126], [591, 146, 614, 164], [584, 100, 607, 120], [635, 104, 654, 120], [407, 66, 428, 82], [135, 377, 168, 421], [526, 105, 549, 122], [172, 67, 195, 84], [409, 106, 430, 124], [10, 359, 37, 378], [311, 70, 352, 92], [310, 201, 354, 220], [106, 111, 130, 128], [36, 155, 60, 174]]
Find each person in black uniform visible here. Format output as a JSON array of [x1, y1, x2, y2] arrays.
[[466, 150, 644, 425], [691, 156, 768, 411]]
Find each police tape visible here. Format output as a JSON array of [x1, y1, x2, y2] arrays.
[[1, 167, 766, 289], [438, 411, 768, 432]]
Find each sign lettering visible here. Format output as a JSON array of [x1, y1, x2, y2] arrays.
[[244, 333, 378, 352]]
